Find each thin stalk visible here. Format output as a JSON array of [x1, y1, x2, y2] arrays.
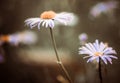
[[98, 57, 103, 83], [49, 28, 73, 83], [104, 64, 108, 83]]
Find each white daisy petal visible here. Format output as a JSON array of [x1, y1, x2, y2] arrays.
[[25, 18, 41, 29], [80, 47, 94, 55], [108, 55, 118, 59], [26, 21, 33, 26], [89, 43, 97, 52], [30, 20, 39, 26], [45, 20, 49, 28], [95, 40, 99, 46], [85, 43, 96, 52], [38, 21, 42, 29], [103, 47, 112, 53], [87, 56, 97, 62], [79, 50, 93, 55], [93, 43, 98, 51], [83, 56, 91, 59], [48, 20, 54, 28], [104, 50, 117, 55], [30, 24, 37, 29], [54, 18, 67, 25], [103, 56, 112, 64], [93, 40, 99, 51], [87, 56, 97, 63], [42, 21, 46, 27], [99, 42, 106, 52], [100, 56, 107, 64], [54, 12, 75, 25]]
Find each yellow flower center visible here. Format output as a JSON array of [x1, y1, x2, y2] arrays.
[[40, 11, 56, 19], [94, 52, 103, 56]]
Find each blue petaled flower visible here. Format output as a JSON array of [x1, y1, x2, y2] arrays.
[[89, 1, 117, 18], [79, 40, 117, 64], [25, 11, 75, 29], [0, 31, 37, 46]]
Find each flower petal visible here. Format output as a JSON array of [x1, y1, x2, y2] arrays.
[[100, 56, 107, 64], [104, 50, 117, 55], [99, 42, 106, 52], [54, 12, 74, 25], [42, 21, 46, 27], [103, 56, 112, 64], [25, 18, 41, 29], [79, 47, 94, 55], [87, 56, 97, 63], [85, 43, 96, 52], [108, 55, 118, 59], [48, 20, 54, 28], [38, 20, 42, 29], [83, 56, 92, 59]]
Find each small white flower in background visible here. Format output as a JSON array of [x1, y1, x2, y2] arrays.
[[0, 31, 37, 46], [89, 1, 118, 18], [79, 33, 88, 42], [25, 11, 76, 29], [78, 33, 88, 45], [9, 31, 37, 45], [79, 40, 117, 64]]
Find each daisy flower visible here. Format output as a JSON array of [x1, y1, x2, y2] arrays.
[[78, 33, 88, 45], [25, 10, 76, 29], [79, 33, 88, 41], [0, 31, 37, 45], [79, 40, 117, 64], [9, 31, 37, 45], [89, 1, 118, 18]]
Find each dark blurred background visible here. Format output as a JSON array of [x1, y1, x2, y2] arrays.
[[0, 0, 120, 83]]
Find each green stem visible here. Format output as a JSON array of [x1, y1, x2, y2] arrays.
[[49, 28, 73, 83]]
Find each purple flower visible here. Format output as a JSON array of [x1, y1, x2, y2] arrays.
[[89, 1, 118, 18], [78, 33, 88, 42], [79, 40, 117, 64], [9, 31, 37, 45]]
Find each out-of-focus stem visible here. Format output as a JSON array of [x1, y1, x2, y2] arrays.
[[98, 57, 103, 83], [49, 28, 73, 83]]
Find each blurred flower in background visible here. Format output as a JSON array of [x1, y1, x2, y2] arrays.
[[25, 10, 77, 29], [89, 1, 118, 19], [79, 40, 117, 64], [0, 30, 37, 46], [78, 33, 88, 45]]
